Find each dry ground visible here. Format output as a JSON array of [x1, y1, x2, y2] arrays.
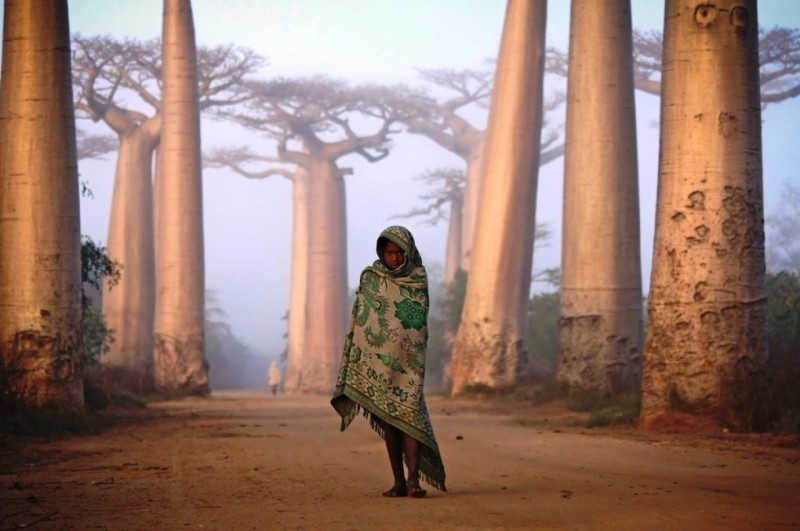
[[1, 391, 799, 530]]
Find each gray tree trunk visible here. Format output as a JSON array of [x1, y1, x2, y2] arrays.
[[641, 0, 768, 430], [153, 0, 209, 394], [0, 0, 84, 407], [450, 0, 547, 395], [557, 0, 643, 395]]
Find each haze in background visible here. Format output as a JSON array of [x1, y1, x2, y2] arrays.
[[2, 1, 797, 361]]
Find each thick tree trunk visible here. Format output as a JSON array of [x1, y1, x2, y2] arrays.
[[557, 0, 643, 395], [641, 0, 767, 430], [0, 0, 84, 407], [283, 167, 310, 393], [102, 121, 160, 389], [444, 193, 464, 286], [153, 0, 208, 394], [299, 160, 347, 393], [460, 138, 485, 270], [450, 0, 547, 395]]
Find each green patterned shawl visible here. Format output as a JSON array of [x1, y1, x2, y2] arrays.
[[331, 226, 447, 492]]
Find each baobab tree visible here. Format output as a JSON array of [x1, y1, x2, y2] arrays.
[[406, 69, 565, 273], [450, 0, 548, 395], [404, 70, 490, 272], [204, 148, 309, 393], [214, 77, 429, 393], [543, 18, 799, 396], [72, 34, 261, 388], [557, 0, 643, 395], [0, 0, 84, 408], [153, 0, 208, 394], [632, 25, 800, 107], [641, 0, 768, 430], [72, 35, 160, 388]]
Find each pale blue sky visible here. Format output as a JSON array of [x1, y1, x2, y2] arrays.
[[2, 1, 798, 357]]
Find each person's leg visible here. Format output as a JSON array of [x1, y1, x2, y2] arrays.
[[403, 434, 427, 498], [377, 418, 407, 497]]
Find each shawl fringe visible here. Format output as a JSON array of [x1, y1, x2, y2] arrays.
[[332, 392, 447, 492]]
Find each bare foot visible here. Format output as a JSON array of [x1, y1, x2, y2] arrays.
[[382, 483, 408, 497], [407, 482, 427, 498]]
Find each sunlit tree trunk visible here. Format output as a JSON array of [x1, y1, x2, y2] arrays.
[[153, 147, 165, 265], [0, 0, 83, 407], [558, 0, 643, 395], [460, 141, 485, 270], [300, 160, 347, 393], [102, 120, 160, 389], [444, 192, 464, 286], [641, 0, 767, 430], [153, 0, 208, 394], [450, 0, 547, 395], [283, 167, 310, 393]]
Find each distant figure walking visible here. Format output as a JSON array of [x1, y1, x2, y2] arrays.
[[268, 361, 282, 396]]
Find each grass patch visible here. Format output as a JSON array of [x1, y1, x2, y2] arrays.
[[564, 389, 609, 412], [514, 381, 561, 405], [460, 382, 514, 398], [579, 392, 641, 428]]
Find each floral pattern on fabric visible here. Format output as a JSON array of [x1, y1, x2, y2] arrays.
[[395, 298, 426, 330], [331, 226, 447, 492]]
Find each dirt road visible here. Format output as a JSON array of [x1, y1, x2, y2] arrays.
[[2, 391, 799, 530]]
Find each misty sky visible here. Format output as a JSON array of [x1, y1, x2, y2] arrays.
[[2, 1, 798, 360]]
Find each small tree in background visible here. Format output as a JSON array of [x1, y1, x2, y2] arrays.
[[527, 288, 560, 382], [763, 181, 800, 434], [765, 270, 800, 434]]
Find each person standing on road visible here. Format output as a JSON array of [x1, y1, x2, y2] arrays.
[[331, 225, 447, 498], [268, 361, 282, 396]]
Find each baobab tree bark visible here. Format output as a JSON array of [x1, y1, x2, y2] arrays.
[[460, 144, 485, 271], [631, 25, 800, 109], [101, 117, 160, 388], [558, 0, 643, 395], [641, 0, 768, 430], [450, 0, 547, 395], [301, 159, 348, 393], [0, 0, 84, 407], [408, 67, 568, 277], [154, 0, 209, 394], [444, 192, 464, 286], [283, 167, 310, 393]]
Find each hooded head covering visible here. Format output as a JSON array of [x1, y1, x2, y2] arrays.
[[375, 225, 422, 277]]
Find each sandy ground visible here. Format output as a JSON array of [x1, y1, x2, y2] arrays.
[[2, 391, 799, 531]]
